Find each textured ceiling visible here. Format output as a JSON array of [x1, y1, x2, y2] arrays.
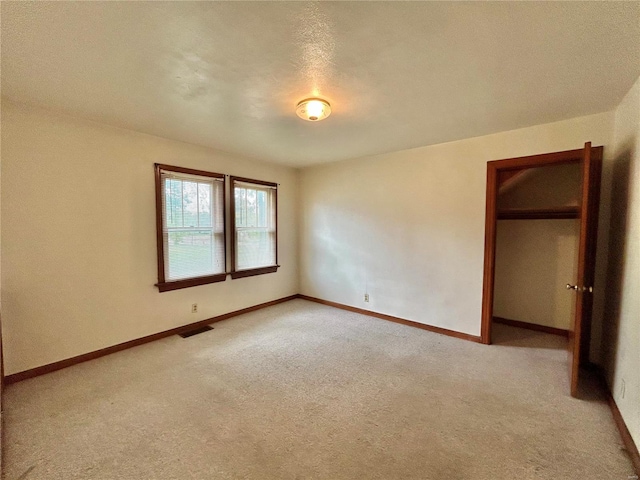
[[2, 2, 639, 167]]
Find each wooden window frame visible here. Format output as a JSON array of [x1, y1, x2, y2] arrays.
[[154, 164, 227, 292], [229, 176, 279, 279]]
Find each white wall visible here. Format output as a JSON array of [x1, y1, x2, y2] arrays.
[[1, 100, 299, 376], [299, 112, 613, 337], [601, 75, 640, 448]]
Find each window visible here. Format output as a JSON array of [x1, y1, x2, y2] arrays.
[[230, 177, 278, 278], [155, 164, 226, 292]]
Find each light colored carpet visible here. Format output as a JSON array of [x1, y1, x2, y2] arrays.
[[3, 299, 634, 479]]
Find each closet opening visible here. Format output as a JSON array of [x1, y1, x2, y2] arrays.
[[480, 143, 603, 397]]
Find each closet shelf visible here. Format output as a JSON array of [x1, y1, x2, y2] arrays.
[[497, 206, 580, 220]]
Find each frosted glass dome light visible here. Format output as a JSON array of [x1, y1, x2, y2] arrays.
[[296, 98, 331, 121]]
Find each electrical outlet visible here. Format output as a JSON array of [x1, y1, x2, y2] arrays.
[[364, 293, 369, 302], [191, 303, 198, 313]]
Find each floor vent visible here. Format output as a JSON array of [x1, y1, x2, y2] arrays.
[[179, 325, 213, 338]]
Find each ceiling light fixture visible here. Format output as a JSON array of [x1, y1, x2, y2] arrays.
[[296, 98, 331, 122]]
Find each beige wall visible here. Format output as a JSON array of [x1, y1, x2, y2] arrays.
[[1, 100, 299, 375], [601, 75, 640, 448], [493, 220, 579, 330], [299, 112, 613, 337]]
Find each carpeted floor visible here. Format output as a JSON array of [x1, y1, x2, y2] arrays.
[[3, 299, 634, 479]]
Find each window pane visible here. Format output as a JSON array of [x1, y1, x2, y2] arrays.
[[167, 229, 218, 280], [235, 188, 246, 227], [198, 183, 212, 227], [236, 229, 274, 269], [246, 189, 257, 227], [165, 179, 183, 228], [257, 190, 267, 227], [182, 181, 198, 227]]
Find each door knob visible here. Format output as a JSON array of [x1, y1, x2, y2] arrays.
[[566, 284, 594, 292]]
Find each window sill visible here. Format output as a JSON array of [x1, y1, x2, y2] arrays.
[[156, 273, 227, 292], [230, 265, 279, 279]]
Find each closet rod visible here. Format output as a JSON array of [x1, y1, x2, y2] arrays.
[[497, 206, 580, 220]]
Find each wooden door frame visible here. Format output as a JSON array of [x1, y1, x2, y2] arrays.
[[480, 147, 586, 345]]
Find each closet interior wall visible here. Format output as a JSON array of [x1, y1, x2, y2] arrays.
[[493, 163, 582, 332]]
